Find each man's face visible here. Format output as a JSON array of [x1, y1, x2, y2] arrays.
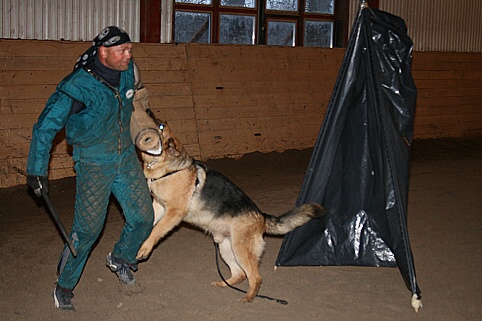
[[99, 43, 133, 71]]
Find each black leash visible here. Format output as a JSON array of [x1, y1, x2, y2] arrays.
[[213, 242, 288, 305]]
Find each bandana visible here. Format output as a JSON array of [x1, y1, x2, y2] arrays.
[[74, 26, 131, 70]]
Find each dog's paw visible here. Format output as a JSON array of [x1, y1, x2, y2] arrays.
[[136, 243, 153, 260], [211, 280, 228, 288], [238, 295, 254, 303]]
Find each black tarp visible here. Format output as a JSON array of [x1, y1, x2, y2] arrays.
[[275, 5, 422, 304]]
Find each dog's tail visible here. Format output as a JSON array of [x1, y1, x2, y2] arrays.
[[264, 203, 324, 235]]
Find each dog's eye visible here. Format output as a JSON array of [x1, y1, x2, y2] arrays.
[[159, 124, 165, 130]]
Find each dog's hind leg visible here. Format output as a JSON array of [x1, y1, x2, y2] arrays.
[[231, 229, 265, 303], [211, 238, 246, 288]]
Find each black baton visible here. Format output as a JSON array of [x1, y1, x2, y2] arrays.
[[40, 190, 77, 257], [15, 167, 77, 257]]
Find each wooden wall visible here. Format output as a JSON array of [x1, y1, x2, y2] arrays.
[[1, 39, 481, 188], [412, 52, 482, 138]]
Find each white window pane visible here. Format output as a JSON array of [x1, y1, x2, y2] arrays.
[[267, 21, 295, 46], [266, 0, 298, 12], [219, 14, 255, 44], [175, 0, 212, 4], [175, 11, 211, 43], [304, 21, 333, 47], [221, 0, 255, 8], [305, 0, 334, 15]]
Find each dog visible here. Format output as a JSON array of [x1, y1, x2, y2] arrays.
[[136, 121, 324, 302]]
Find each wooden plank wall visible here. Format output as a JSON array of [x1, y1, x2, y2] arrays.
[[412, 52, 482, 138], [0, 39, 481, 188]]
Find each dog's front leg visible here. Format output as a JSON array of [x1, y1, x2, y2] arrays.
[[152, 199, 166, 226], [136, 208, 186, 260]]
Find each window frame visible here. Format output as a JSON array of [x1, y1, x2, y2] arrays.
[[174, 0, 343, 46], [139, 0, 349, 47]]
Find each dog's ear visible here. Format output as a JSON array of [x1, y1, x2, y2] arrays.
[[165, 137, 181, 157]]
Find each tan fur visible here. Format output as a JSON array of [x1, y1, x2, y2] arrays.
[[136, 122, 323, 302]]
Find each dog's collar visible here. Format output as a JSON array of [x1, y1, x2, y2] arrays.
[[149, 160, 201, 185], [149, 169, 182, 182]]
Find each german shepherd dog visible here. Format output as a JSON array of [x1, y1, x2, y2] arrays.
[[136, 121, 324, 302]]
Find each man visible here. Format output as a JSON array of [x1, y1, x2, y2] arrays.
[[26, 26, 154, 311]]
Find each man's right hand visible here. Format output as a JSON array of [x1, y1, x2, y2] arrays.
[[27, 175, 49, 197]]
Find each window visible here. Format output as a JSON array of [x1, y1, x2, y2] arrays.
[[219, 14, 256, 44], [267, 20, 296, 46], [304, 21, 333, 47], [175, 11, 211, 43], [174, 0, 345, 47]]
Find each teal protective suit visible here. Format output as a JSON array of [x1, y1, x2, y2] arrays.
[[26, 61, 154, 290]]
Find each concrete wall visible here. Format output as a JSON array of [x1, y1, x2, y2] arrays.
[[1, 40, 481, 187]]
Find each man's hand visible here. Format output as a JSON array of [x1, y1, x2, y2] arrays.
[[27, 175, 49, 197]]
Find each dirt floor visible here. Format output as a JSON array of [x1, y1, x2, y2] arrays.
[[0, 137, 481, 321]]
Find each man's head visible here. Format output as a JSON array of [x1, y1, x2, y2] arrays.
[[75, 26, 133, 71], [98, 42, 132, 71], [95, 26, 132, 71]]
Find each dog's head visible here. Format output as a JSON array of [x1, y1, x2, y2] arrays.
[[141, 120, 189, 174], [154, 120, 182, 157]]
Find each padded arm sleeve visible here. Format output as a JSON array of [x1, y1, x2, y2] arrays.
[[26, 91, 73, 176]]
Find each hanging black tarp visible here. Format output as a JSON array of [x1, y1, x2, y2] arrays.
[[275, 4, 422, 310]]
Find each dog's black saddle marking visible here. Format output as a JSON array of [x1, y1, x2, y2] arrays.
[[199, 168, 260, 218]]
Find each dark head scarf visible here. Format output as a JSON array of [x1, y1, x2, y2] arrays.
[[74, 26, 131, 70]]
